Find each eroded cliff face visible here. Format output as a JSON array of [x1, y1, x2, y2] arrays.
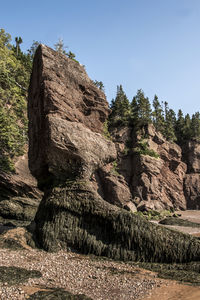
[[112, 124, 187, 211], [28, 45, 200, 262], [112, 124, 200, 211]]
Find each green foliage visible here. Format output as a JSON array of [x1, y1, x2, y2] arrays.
[[130, 89, 152, 126], [93, 80, 105, 91], [175, 109, 185, 144], [102, 120, 111, 140], [0, 28, 31, 172], [110, 160, 119, 175], [109, 85, 130, 127], [133, 140, 159, 158], [135, 210, 172, 221], [152, 95, 165, 134], [191, 112, 200, 139], [108, 86, 200, 144], [163, 102, 177, 142], [159, 217, 200, 227]]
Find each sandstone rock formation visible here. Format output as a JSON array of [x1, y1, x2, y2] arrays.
[[111, 124, 187, 211], [133, 125, 187, 211], [28, 45, 112, 182], [0, 154, 42, 226], [183, 140, 200, 209], [28, 44, 131, 211], [28, 45, 200, 263]]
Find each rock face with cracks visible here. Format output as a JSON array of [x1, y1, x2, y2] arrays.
[[131, 124, 187, 211], [111, 124, 187, 211], [28, 45, 200, 263], [28, 45, 113, 183]]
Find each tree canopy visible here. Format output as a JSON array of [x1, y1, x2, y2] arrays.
[[108, 84, 200, 144], [0, 29, 31, 171]]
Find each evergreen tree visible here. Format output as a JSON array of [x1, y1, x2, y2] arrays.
[[175, 109, 185, 144], [67, 51, 76, 59], [15, 36, 22, 56], [191, 112, 200, 139], [130, 96, 139, 126], [109, 85, 130, 127], [93, 80, 105, 91], [130, 89, 152, 125], [164, 102, 176, 141], [183, 114, 192, 140], [152, 95, 165, 134]]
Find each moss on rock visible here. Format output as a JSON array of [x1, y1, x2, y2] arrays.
[[35, 181, 200, 263], [0, 266, 41, 285], [133, 261, 200, 285], [159, 217, 200, 227], [28, 288, 92, 299]]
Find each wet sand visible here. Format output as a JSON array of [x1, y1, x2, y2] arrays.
[[142, 282, 200, 300]]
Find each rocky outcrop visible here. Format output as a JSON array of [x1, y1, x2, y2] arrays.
[[28, 45, 200, 263], [133, 125, 187, 211], [28, 45, 111, 183], [112, 124, 187, 211], [0, 154, 42, 225], [97, 166, 137, 211]]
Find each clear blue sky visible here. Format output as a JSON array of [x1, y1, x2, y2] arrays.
[[1, 0, 200, 115]]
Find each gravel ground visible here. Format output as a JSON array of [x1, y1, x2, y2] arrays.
[[0, 228, 166, 300], [2, 210, 200, 300]]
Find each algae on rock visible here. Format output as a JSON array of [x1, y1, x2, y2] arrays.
[[35, 181, 200, 263]]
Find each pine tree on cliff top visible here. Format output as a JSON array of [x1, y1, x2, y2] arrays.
[[130, 89, 152, 126], [109, 85, 130, 126], [163, 102, 177, 142], [152, 95, 165, 135], [191, 112, 200, 139], [182, 114, 192, 140]]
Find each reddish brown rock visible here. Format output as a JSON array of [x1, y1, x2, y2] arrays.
[[27, 45, 200, 264], [28, 44, 112, 182], [112, 124, 187, 211], [0, 154, 42, 224], [184, 174, 200, 209], [96, 166, 136, 212], [181, 140, 200, 209], [183, 140, 200, 173]]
